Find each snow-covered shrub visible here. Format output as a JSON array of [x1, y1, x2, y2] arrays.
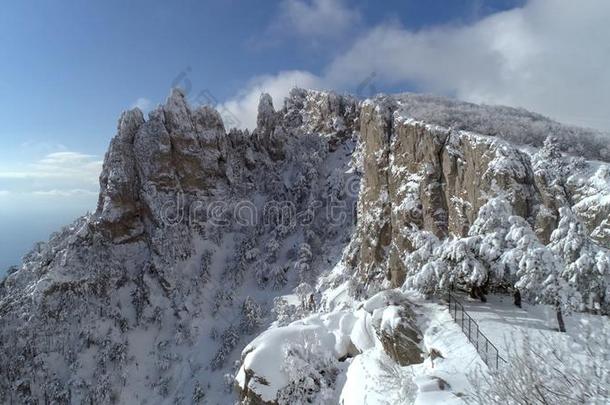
[[272, 297, 298, 327], [276, 334, 340, 405], [468, 323, 609, 404]]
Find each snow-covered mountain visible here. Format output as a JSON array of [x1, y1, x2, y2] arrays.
[[0, 88, 608, 404]]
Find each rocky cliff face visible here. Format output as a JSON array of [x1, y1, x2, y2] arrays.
[[347, 96, 610, 290], [0, 88, 608, 404]]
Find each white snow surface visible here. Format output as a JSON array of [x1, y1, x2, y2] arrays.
[[239, 289, 480, 404]]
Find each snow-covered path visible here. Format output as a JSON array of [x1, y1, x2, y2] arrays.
[[455, 294, 552, 360], [450, 293, 608, 364]]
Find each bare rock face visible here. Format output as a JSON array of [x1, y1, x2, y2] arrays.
[[353, 99, 540, 287], [354, 100, 396, 285], [351, 96, 609, 288], [440, 130, 538, 236], [379, 310, 424, 366], [96, 108, 145, 242], [376, 305, 423, 366], [95, 88, 230, 243]]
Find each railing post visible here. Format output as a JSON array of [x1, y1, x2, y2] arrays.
[[485, 339, 489, 367], [476, 325, 479, 351], [461, 308, 464, 331]]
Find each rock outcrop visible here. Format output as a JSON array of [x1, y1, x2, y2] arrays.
[[376, 304, 423, 366], [348, 96, 610, 289], [0, 88, 360, 404]]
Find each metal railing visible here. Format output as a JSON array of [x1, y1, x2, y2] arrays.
[[447, 292, 507, 370]]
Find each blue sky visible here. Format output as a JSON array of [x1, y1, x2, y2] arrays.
[[1, 0, 609, 271]]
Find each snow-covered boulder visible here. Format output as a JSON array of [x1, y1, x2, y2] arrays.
[[376, 305, 423, 366], [236, 291, 424, 403], [236, 311, 357, 404], [361, 291, 424, 366]]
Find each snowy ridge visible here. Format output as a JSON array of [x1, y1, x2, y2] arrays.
[[393, 93, 610, 162]]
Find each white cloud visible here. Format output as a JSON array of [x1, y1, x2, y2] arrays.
[[0, 151, 103, 183], [0, 151, 102, 195], [324, 0, 610, 130], [131, 97, 152, 112], [231, 0, 610, 132], [30, 189, 99, 197], [219, 70, 323, 130], [38, 151, 96, 166], [19, 141, 68, 153], [269, 0, 361, 42], [0, 189, 98, 197]]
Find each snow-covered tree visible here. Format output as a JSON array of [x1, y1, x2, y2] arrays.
[[439, 236, 487, 298], [295, 243, 314, 284], [265, 235, 281, 262], [269, 264, 288, 290], [254, 261, 270, 289], [402, 228, 443, 295], [516, 245, 579, 332], [240, 296, 263, 334], [469, 197, 514, 286], [272, 297, 297, 326], [549, 207, 610, 313], [498, 215, 540, 277], [404, 231, 487, 299], [210, 326, 240, 370], [404, 198, 516, 297], [192, 382, 206, 403], [295, 282, 315, 311], [199, 249, 212, 285]]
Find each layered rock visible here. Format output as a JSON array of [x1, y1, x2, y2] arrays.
[[349, 96, 609, 288]]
